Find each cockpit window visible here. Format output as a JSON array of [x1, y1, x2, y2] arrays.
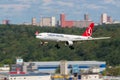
[[39, 34, 42, 36]]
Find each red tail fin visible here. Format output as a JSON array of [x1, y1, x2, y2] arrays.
[[82, 23, 94, 37]]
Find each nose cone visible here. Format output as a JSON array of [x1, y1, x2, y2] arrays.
[[36, 35, 43, 39], [36, 35, 39, 38]]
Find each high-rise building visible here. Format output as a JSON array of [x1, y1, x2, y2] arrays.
[[60, 13, 66, 27], [74, 20, 93, 28], [32, 17, 36, 26], [84, 14, 89, 21], [51, 17, 56, 26], [2, 20, 10, 25], [101, 13, 113, 24], [42, 17, 51, 26], [101, 13, 107, 24], [60, 13, 93, 28], [60, 13, 73, 28], [107, 16, 113, 24], [40, 17, 56, 27]]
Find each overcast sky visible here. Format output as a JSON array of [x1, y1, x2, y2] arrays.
[[0, 0, 120, 24]]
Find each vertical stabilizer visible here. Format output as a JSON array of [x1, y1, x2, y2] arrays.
[[82, 23, 94, 37]]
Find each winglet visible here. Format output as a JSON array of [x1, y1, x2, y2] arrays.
[[82, 23, 94, 37]]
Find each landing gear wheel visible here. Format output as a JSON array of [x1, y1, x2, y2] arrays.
[[69, 46, 74, 49], [40, 42, 44, 45], [55, 44, 60, 49]]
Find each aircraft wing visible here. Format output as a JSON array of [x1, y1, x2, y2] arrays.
[[57, 37, 110, 42], [71, 37, 111, 41]]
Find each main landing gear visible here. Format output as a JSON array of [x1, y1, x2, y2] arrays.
[[69, 46, 74, 50], [55, 44, 74, 49], [55, 44, 60, 49]]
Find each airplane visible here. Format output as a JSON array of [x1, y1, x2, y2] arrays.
[[35, 23, 110, 49]]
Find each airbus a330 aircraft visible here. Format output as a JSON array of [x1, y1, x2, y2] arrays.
[[35, 23, 110, 49]]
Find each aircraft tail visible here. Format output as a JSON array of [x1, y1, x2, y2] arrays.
[[82, 23, 94, 37]]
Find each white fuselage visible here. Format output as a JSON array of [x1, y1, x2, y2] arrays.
[[36, 32, 91, 42], [35, 22, 110, 47]]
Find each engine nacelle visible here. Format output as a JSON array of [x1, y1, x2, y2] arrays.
[[65, 41, 73, 46]]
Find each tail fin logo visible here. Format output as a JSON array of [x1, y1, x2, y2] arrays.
[[82, 23, 94, 37], [87, 27, 92, 36]]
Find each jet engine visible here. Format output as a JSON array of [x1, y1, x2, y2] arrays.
[[65, 41, 73, 46]]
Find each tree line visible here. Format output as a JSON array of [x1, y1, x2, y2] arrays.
[[0, 24, 120, 66]]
